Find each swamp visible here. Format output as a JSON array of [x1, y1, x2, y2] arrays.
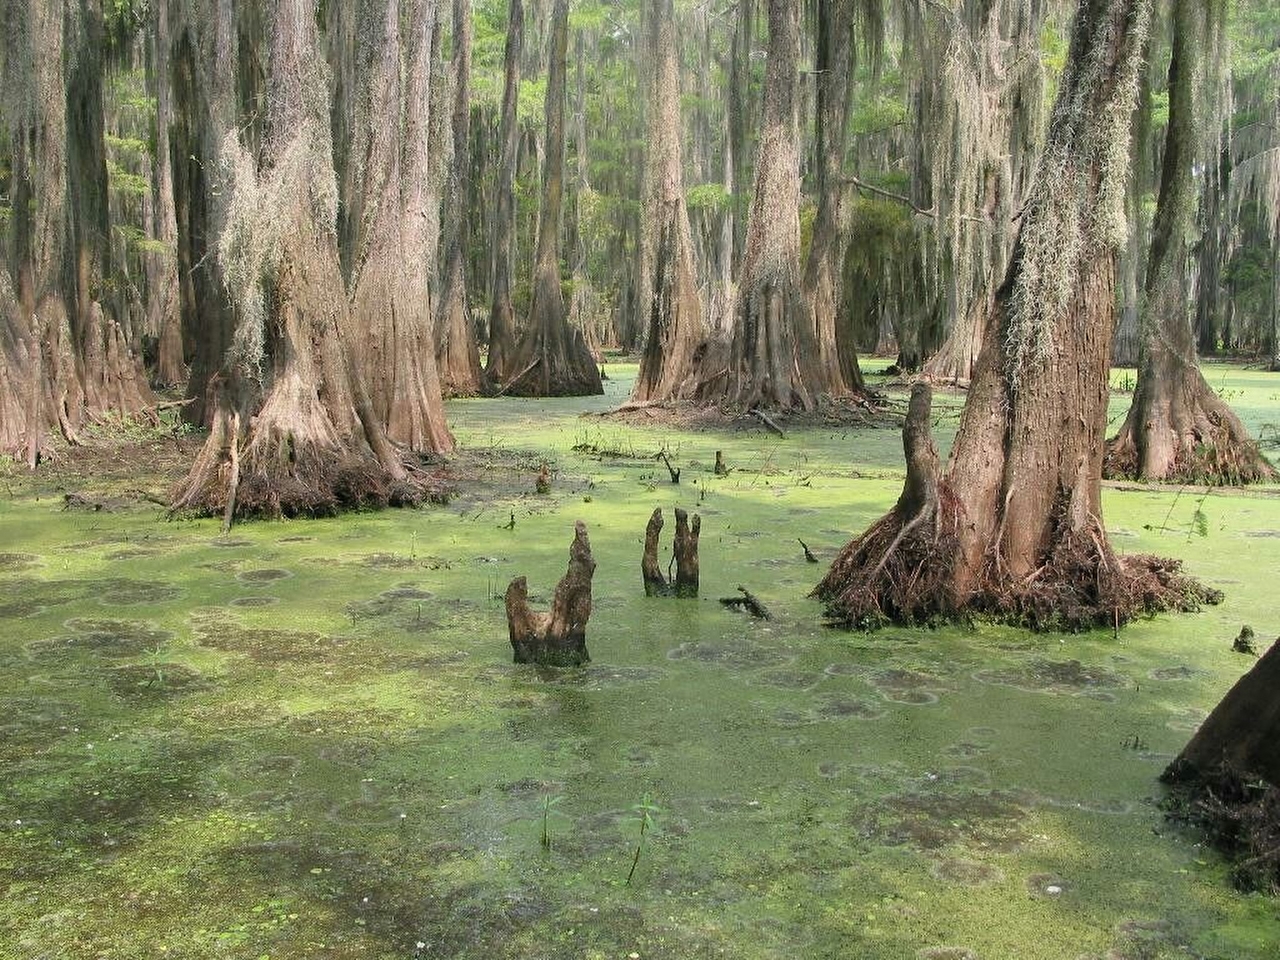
[[2, 361, 1280, 958], [3, 0, 1280, 956]]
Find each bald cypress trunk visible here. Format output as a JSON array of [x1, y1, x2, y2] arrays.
[[500, 0, 602, 397], [347, 0, 454, 452], [802, 0, 865, 398], [631, 0, 704, 403], [1, 0, 152, 464], [173, 0, 427, 521], [817, 0, 1218, 631], [690, 0, 828, 411], [148, 0, 185, 387], [484, 0, 523, 385], [171, 0, 240, 427], [435, 0, 483, 397], [1106, 0, 1272, 485]]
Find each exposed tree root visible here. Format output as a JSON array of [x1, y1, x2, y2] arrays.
[[815, 383, 1221, 632], [1105, 394, 1274, 486]]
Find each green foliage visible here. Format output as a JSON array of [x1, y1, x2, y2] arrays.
[[107, 159, 149, 197], [685, 183, 731, 212], [849, 97, 907, 136]]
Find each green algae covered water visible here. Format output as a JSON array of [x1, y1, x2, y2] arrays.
[[2, 364, 1279, 959]]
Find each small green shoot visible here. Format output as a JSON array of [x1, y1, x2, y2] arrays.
[[625, 794, 660, 886], [539, 794, 567, 851]]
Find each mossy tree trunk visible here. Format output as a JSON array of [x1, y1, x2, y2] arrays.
[[435, 0, 484, 397], [802, 0, 865, 398], [148, 0, 186, 387], [816, 0, 1218, 631], [631, 0, 704, 403], [1106, 0, 1272, 485], [690, 0, 832, 411], [483, 0, 522, 386], [500, 0, 602, 398], [347, 0, 454, 453], [172, 0, 422, 521], [1, 0, 152, 465], [171, 0, 241, 428]]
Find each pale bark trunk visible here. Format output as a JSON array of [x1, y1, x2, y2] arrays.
[[500, 0, 602, 397], [632, 0, 704, 403], [690, 0, 826, 411], [484, 0, 523, 384], [435, 0, 484, 397], [173, 0, 427, 520], [348, 0, 454, 452], [149, 0, 185, 386]]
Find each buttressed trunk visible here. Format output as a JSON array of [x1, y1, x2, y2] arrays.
[[690, 0, 829, 411], [484, 0, 523, 385], [1105, 0, 1272, 485], [816, 0, 1220, 631], [802, 0, 865, 398], [348, 0, 454, 452], [1, 0, 152, 465], [500, 0, 602, 398], [632, 0, 704, 403], [435, 0, 484, 397], [172, 0, 426, 521]]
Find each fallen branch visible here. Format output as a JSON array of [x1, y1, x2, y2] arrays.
[[720, 585, 771, 619], [749, 408, 786, 438]]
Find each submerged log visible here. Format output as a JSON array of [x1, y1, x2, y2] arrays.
[[506, 521, 595, 666], [641, 507, 701, 598]]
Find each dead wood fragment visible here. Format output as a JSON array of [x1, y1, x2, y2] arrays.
[[641, 507, 701, 598], [1234, 625, 1259, 656], [658, 450, 681, 483], [720, 585, 770, 619], [714, 451, 729, 476], [506, 521, 595, 666], [750, 408, 786, 438], [798, 539, 818, 563]]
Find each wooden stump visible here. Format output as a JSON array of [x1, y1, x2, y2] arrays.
[[1164, 636, 1280, 787], [641, 507, 700, 598], [506, 521, 595, 666]]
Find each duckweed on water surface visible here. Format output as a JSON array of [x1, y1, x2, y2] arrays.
[[1, 363, 1279, 959]]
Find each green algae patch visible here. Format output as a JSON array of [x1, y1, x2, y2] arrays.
[[0, 363, 1278, 958]]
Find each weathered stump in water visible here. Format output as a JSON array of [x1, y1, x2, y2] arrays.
[[1164, 636, 1280, 787], [506, 521, 595, 666], [641, 507, 700, 598]]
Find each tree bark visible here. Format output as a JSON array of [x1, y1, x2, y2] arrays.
[[1106, 0, 1272, 485], [802, 0, 865, 398], [816, 0, 1220, 631], [1, 0, 153, 464], [689, 0, 827, 411], [347, 0, 454, 453], [435, 0, 484, 397], [631, 0, 705, 403], [171, 0, 240, 428], [172, 0, 426, 520], [484, 0, 523, 385], [507, 521, 595, 667], [148, 0, 186, 387], [499, 0, 602, 397], [641, 507, 701, 598]]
